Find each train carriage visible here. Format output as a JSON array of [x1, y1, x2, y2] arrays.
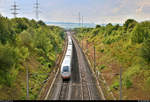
[[60, 33, 73, 81]]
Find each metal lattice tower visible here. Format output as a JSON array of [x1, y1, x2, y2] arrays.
[[34, 0, 39, 20], [11, 0, 19, 18]]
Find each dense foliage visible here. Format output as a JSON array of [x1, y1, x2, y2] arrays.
[[0, 15, 65, 99], [74, 19, 150, 99]]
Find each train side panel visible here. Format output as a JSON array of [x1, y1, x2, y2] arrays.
[[60, 34, 73, 80]]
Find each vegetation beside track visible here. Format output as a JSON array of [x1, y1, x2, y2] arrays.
[[74, 19, 150, 99], [0, 15, 65, 100]]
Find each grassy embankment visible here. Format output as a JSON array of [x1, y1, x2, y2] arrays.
[[74, 19, 150, 100]]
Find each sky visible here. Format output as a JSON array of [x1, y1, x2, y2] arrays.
[[0, 0, 150, 24]]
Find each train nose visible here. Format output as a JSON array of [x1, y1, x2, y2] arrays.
[[62, 72, 71, 79]]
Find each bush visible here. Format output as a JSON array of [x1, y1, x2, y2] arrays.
[[99, 65, 105, 70], [19, 31, 33, 49], [111, 81, 119, 90], [122, 65, 140, 89], [140, 39, 150, 64], [145, 77, 150, 89], [123, 77, 132, 89], [100, 49, 104, 53]]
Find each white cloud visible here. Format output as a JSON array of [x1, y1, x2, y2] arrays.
[[136, 0, 150, 14], [112, 0, 129, 14], [0, 0, 150, 24]]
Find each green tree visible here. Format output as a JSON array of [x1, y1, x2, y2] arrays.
[[37, 20, 46, 26], [0, 43, 20, 86], [104, 23, 114, 36], [96, 25, 101, 28], [131, 21, 150, 43], [0, 16, 15, 44], [11, 18, 30, 33], [123, 19, 137, 32]]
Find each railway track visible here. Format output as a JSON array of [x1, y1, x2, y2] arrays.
[[45, 32, 101, 100], [72, 34, 101, 100], [78, 44, 93, 100], [81, 70, 92, 100], [42, 34, 68, 100], [58, 82, 70, 100]]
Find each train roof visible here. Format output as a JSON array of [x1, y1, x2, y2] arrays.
[[68, 39, 72, 41], [66, 50, 72, 56], [68, 40, 72, 45], [68, 36, 72, 40], [61, 57, 71, 67], [68, 35, 72, 39], [68, 45, 72, 49]]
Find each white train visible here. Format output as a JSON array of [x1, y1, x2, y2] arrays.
[[60, 32, 73, 81]]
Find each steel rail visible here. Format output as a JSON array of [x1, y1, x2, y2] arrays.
[[44, 35, 68, 100], [72, 34, 106, 100], [74, 37, 93, 100]]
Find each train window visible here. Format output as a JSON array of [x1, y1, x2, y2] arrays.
[[63, 66, 69, 72]]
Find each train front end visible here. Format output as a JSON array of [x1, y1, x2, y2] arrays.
[[61, 66, 71, 80]]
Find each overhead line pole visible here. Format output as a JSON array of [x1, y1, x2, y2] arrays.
[[81, 16, 83, 49], [78, 12, 82, 48], [26, 65, 29, 100], [82, 16, 83, 28], [94, 45, 96, 73], [79, 12, 81, 27], [120, 67, 122, 100]]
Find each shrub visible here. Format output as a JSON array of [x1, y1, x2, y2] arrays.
[[99, 65, 105, 70], [100, 49, 104, 53], [145, 77, 150, 89], [140, 39, 150, 64], [111, 81, 119, 90], [123, 77, 132, 89]]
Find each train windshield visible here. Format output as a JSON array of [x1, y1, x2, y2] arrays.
[[63, 66, 69, 72]]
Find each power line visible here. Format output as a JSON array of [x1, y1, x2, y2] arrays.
[[10, 0, 20, 18], [34, 0, 40, 20]]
